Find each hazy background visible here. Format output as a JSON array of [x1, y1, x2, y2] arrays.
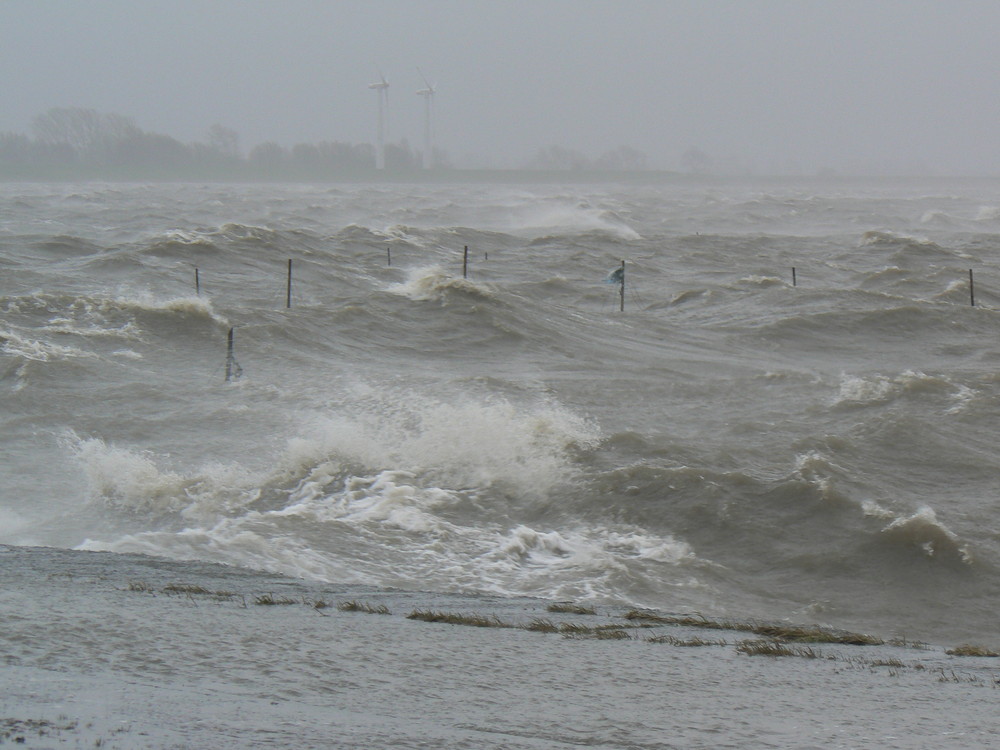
[[3, 0, 1000, 175]]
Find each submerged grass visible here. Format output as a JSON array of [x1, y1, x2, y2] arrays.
[[128, 581, 238, 601], [946, 644, 1000, 657], [623, 610, 882, 645], [525, 618, 559, 633], [254, 593, 297, 606], [407, 610, 512, 628], [547, 603, 597, 616], [647, 634, 728, 647], [338, 600, 391, 615], [736, 639, 820, 658], [119, 582, 1000, 686], [162, 583, 214, 596]]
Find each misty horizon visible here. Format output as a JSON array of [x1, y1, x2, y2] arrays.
[[4, 1, 1000, 177]]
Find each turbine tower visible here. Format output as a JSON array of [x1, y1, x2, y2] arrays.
[[416, 68, 435, 170], [368, 71, 389, 170]]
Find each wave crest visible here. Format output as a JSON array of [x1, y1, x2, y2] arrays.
[[880, 506, 972, 564], [386, 265, 498, 303]]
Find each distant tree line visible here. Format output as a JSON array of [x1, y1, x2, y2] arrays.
[[1, 107, 664, 180], [0, 107, 436, 180]]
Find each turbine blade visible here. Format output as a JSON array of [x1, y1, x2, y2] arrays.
[[416, 66, 431, 90]]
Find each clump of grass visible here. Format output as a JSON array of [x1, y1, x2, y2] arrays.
[[127, 581, 154, 593], [946, 644, 1000, 657], [936, 668, 990, 685], [159, 583, 238, 601], [624, 609, 695, 625], [736, 639, 819, 658], [162, 583, 213, 595], [558, 622, 595, 635], [547, 602, 597, 615], [868, 658, 905, 668], [647, 634, 728, 647], [407, 610, 511, 628], [338, 600, 391, 615], [561, 625, 637, 640], [525, 618, 559, 633], [624, 610, 882, 645], [626, 611, 731, 629], [254, 593, 297, 606], [888, 636, 931, 650], [753, 624, 883, 646]]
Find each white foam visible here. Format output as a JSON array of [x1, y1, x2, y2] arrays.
[[66, 434, 259, 520], [1, 328, 95, 362], [109, 292, 228, 325], [836, 374, 896, 404], [385, 265, 494, 302], [508, 201, 641, 240], [881, 505, 971, 563], [975, 205, 1000, 221], [834, 370, 960, 407]]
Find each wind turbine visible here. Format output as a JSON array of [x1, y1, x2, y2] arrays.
[[416, 68, 435, 170], [368, 70, 389, 169]]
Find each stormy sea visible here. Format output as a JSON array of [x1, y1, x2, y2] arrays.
[[3, 178, 1000, 747]]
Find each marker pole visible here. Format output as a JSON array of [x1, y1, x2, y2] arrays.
[[619, 260, 625, 312], [225, 327, 235, 382]]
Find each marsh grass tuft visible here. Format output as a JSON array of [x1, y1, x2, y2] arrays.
[[946, 644, 1000, 657], [736, 639, 819, 658], [753, 624, 882, 645], [148, 583, 239, 601], [407, 610, 512, 628], [163, 583, 213, 595], [888, 636, 931, 650], [868, 658, 905, 668], [547, 603, 597, 615], [338, 600, 391, 615], [624, 610, 881, 645], [254, 593, 297, 606], [647, 634, 728, 647], [558, 622, 595, 635], [525, 618, 559, 632]]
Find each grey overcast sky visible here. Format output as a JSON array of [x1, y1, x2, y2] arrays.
[[3, 0, 1000, 174]]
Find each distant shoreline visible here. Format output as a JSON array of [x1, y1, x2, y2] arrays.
[[3, 168, 997, 184]]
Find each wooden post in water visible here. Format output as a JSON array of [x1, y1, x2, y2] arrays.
[[970, 269, 975, 307], [619, 260, 625, 312], [792, 267, 797, 287], [463, 246, 469, 279], [195, 267, 200, 296], [387, 247, 391, 266], [225, 327, 235, 382], [286, 259, 293, 308]]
